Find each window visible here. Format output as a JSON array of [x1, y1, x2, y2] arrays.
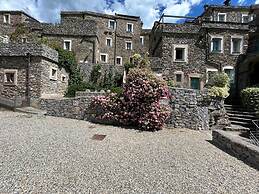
[[50, 67, 58, 80], [206, 68, 218, 82], [0, 35, 9, 43], [211, 36, 223, 53], [100, 53, 108, 63], [108, 20, 116, 30], [218, 13, 226, 22], [173, 45, 188, 62], [231, 36, 243, 54], [126, 23, 133, 32], [125, 41, 132, 50], [22, 38, 27, 43], [63, 40, 72, 51], [140, 36, 144, 45], [116, 57, 122, 65], [176, 74, 182, 82], [61, 75, 66, 82], [3, 14, 10, 24], [106, 38, 112, 47], [4, 69, 17, 85], [129, 57, 133, 64], [242, 14, 249, 23]]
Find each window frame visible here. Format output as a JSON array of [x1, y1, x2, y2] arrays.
[[106, 38, 112, 47], [210, 35, 224, 53], [3, 14, 10, 24], [174, 71, 184, 84], [126, 23, 134, 33], [173, 44, 188, 62], [63, 39, 72, 51], [116, 56, 122, 65], [241, 13, 249, 23], [61, 74, 67, 82], [49, 67, 58, 81], [3, 69, 17, 86], [231, 35, 243, 55], [108, 20, 116, 30], [217, 13, 226, 22], [100, 53, 108, 63], [125, 41, 133, 50]]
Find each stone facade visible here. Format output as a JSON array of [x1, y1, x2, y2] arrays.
[[150, 5, 250, 94], [0, 43, 68, 107]]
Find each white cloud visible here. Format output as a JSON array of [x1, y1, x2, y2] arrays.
[[0, 0, 203, 28]]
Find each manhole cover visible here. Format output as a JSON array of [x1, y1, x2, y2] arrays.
[[91, 134, 106, 141]]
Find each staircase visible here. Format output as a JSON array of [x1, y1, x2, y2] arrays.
[[224, 104, 257, 131]]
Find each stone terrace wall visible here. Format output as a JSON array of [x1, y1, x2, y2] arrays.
[[168, 87, 210, 130], [40, 92, 106, 120]]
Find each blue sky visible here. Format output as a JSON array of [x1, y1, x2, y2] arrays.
[[0, 0, 258, 28]]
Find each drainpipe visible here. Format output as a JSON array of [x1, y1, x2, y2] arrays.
[[26, 53, 31, 107], [114, 18, 117, 66]]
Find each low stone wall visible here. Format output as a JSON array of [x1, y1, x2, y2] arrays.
[[212, 130, 259, 170], [168, 87, 210, 130], [75, 91, 106, 97], [40, 92, 105, 120]]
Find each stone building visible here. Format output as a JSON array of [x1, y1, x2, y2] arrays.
[[0, 43, 68, 108], [150, 4, 251, 94], [0, 10, 39, 43]]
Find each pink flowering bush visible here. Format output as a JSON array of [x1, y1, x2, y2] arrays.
[[90, 67, 171, 131]]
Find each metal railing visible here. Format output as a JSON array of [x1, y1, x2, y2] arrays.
[[251, 120, 259, 146]]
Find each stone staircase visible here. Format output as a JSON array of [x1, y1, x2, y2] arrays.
[[224, 104, 257, 131]]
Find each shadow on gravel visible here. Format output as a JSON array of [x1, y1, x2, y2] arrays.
[[206, 140, 259, 171]]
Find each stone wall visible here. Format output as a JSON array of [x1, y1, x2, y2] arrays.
[[40, 92, 106, 120], [168, 87, 210, 130], [212, 130, 259, 170]]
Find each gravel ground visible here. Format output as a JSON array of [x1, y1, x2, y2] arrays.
[[0, 111, 258, 194]]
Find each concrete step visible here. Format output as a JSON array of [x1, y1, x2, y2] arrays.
[[224, 124, 250, 132], [229, 116, 253, 123], [230, 120, 252, 128], [227, 113, 257, 120], [15, 107, 46, 116], [226, 109, 257, 116]]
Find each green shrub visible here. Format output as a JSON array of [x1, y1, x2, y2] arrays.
[[241, 87, 259, 110], [167, 80, 175, 87], [208, 72, 230, 87], [66, 82, 89, 97], [208, 86, 229, 98], [110, 87, 123, 95]]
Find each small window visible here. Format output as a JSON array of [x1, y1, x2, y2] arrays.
[[116, 57, 122, 65], [3, 14, 10, 24], [140, 36, 144, 45], [125, 41, 132, 50], [100, 53, 108, 63], [50, 67, 58, 80], [106, 38, 112, 47], [129, 57, 133, 64], [63, 40, 72, 51], [4, 70, 17, 85], [206, 68, 218, 83], [175, 48, 185, 61], [211, 37, 223, 53], [22, 38, 27, 43], [108, 20, 116, 30], [61, 75, 66, 82], [176, 74, 182, 82], [242, 14, 249, 23], [231, 37, 242, 54], [126, 23, 133, 32], [223, 66, 235, 84], [218, 13, 226, 22]]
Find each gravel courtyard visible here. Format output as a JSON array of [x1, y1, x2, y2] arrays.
[[0, 111, 258, 193]]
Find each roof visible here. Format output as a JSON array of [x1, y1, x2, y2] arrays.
[[61, 10, 141, 21], [29, 19, 97, 36], [0, 43, 58, 62], [204, 4, 250, 10], [0, 10, 39, 23]]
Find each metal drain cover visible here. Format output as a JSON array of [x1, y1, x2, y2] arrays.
[[92, 134, 106, 141]]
